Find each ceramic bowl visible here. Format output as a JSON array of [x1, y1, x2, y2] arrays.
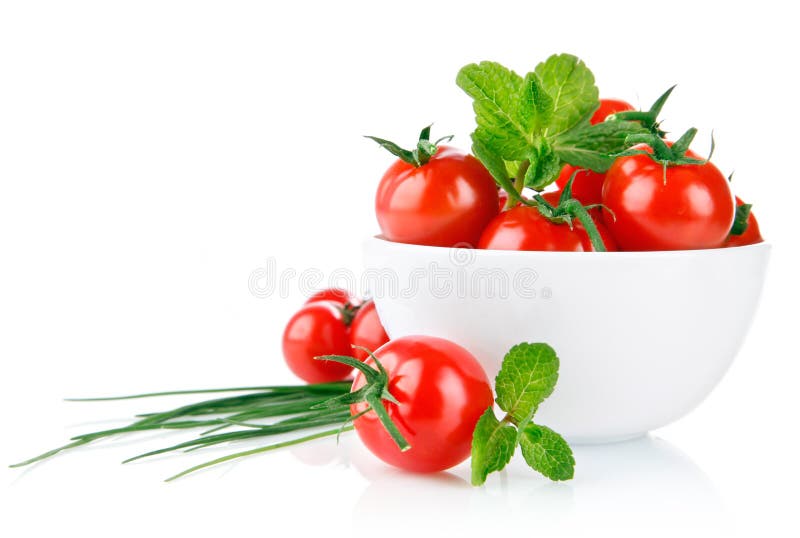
[[362, 236, 770, 443]]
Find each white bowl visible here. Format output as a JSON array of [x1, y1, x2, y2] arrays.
[[362, 236, 770, 443]]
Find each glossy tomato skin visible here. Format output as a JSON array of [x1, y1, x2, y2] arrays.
[[591, 98, 635, 124], [478, 205, 618, 252], [554, 99, 635, 205], [351, 336, 493, 473], [725, 196, 764, 247], [349, 300, 390, 361], [305, 288, 358, 306], [282, 301, 353, 383], [375, 146, 499, 247], [555, 165, 606, 206], [602, 144, 735, 251]]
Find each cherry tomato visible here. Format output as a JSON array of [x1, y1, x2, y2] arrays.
[[591, 98, 635, 124], [554, 99, 635, 205], [602, 144, 735, 251], [376, 146, 499, 247], [282, 301, 353, 383], [478, 204, 617, 252], [349, 300, 390, 361], [554, 165, 605, 206], [725, 196, 764, 247], [351, 335, 493, 473], [305, 288, 358, 306]]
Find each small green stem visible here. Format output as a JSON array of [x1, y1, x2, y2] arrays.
[[65, 382, 351, 401], [514, 160, 530, 193], [9, 439, 92, 468], [164, 426, 355, 482], [500, 160, 530, 210], [365, 393, 410, 451], [563, 199, 607, 252]]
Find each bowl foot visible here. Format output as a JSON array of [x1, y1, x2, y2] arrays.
[[566, 432, 647, 445]]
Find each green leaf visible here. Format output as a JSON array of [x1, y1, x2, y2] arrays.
[[534, 54, 599, 138], [553, 120, 648, 172], [471, 129, 511, 184], [470, 408, 518, 486], [456, 62, 533, 160], [523, 138, 561, 190], [519, 423, 575, 481], [730, 203, 752, 236], [523, 72, 554, 132], [494, 343, 559, 423]]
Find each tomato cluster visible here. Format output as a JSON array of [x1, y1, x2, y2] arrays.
[[281, 288, 390, 383], [372, 100, 763, 252]]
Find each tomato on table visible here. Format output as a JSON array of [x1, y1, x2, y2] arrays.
[[282, 301, 354, 383], [371, 126, 498, 247], [349, 300, 390, 361], [601, 138, 735, 251], [350, 335, 493, 473]]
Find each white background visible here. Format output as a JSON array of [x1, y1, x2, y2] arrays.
[[2, 1, 798, 536]]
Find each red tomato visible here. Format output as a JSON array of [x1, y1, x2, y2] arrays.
[[591, 98, 635, 124], [478, 204, 617, 252], [725, 196, 764, 247], [376, 146, 499, 247], [349, 300, 390, 361], [554, 165, 605, 206], [602, 144, 735, 251], [351, 335, 493, 473], [554, 99, 634, 206], [282, 301, 353, 383], [305, 288, 358, 306]]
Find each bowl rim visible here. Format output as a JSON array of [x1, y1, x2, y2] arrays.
[[364, 235, 771, 259]]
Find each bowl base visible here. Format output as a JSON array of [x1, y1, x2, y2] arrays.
[[566, 432, 646, 445]]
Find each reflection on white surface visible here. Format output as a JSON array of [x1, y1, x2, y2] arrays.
[[348, 435, 723, 535]]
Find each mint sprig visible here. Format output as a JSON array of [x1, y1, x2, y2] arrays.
[[457, 53, 647, 194], [471, 343, 574, 485]]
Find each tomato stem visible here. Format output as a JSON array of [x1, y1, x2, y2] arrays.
[[526, 174, 609, 251], [366, 125, 453, 168], [609, 85, 675, 138], [314, 350, 411, 451], [563, 199, 607, 252]]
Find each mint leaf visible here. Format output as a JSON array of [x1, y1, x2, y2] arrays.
[[730, 203, 752, 236], [523, 138, 561, 190], [470, 408, 518, 486], [456, 62, 532, 160], [471, 130, 511, 185], [519, 424, 575, 481], [494, 343, 559, 423], [534, 54, 598, 138], [523, 72, 554, 133], [553, 120, 648, 172]]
